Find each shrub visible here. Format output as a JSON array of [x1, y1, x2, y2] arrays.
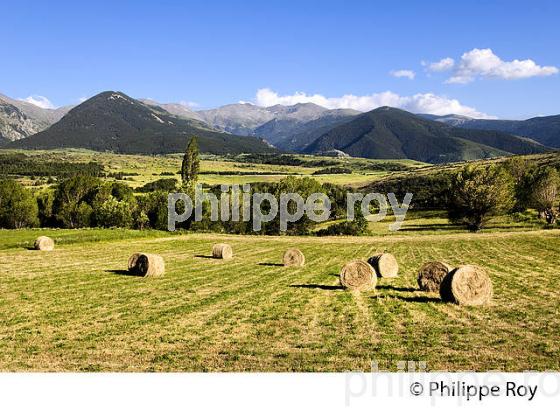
[[137, 191, 169, 230], [37, 190, 56, 227], [316, 221, 365, 236], [528, 167, 559, 224], [52, 175, 102, 228], [135, 178, 178, 193], [96, 197, 134, 228], [447, 164, 515, 231], [0, 179, 39, 228], [313, 167, 352, 175], [368, 173, 451, 210]]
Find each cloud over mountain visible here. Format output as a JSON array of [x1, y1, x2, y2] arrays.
[[254, 88, 494, 118], [18, 95, 56, 109]]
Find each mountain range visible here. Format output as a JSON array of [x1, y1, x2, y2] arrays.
[[145, 100, 361, 146], [303, 107, 547, 163], [422, 113, 560, 148], [1, 90, 558, 163], [8, 92, 274, 155]]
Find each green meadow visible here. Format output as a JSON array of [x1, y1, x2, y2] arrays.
[[1, 150, 559, 371]]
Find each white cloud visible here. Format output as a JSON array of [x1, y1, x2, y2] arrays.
[[424, 57, 455, 72], [390, 69, 415, 80], [446, 48, 558, 84], [254, 88, 494, 118], [19, 95, 56, 109]]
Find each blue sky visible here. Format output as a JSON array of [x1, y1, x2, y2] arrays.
[[2, 0, 559, 118]]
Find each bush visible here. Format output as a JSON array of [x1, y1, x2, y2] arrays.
[[96, 197, 134, 228], [368, 173, 451, 210], [313, 167, 352, 175], [0, 179, 39, 228], [37, 190, 56, 227], [447, 164, 515, 231], [110, 182, 135, 202], [316, 202, 368, 236], [137, 191, 169, 230], [135, 178, 178, 193], [316, 221, 366, 236], [52, 175, 102, 228]]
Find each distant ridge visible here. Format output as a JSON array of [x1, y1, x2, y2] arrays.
[[304, 107, 548, 163], [0, 93, 72, 140], [196, 102, 360, 144], [8, 91, 275, 155], [453, 115, 560, 148]]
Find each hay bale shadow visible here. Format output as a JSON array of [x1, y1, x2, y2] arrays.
[[258, 262, 284, 267], [290, 284, 343, 291], [374, 294, 441, 303], [107, 269, 143, 277], [194, 255, 216, 259], [377, 285, 418, 292], [395, 295, 442, 303]]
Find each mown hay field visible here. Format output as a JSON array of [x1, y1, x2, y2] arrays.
[[0, 229, 559, 371]]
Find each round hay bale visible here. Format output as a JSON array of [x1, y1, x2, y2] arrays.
[[417, 261, 452, 292], [368, 253, 399, 278], [212, 243, 233, 259], [128, 253, 165, 277], [34, 236, 54, 251], [283, 248, 305, 267], [128, 253, 142, 270], [340, 260, 377, 291], [440, 265, 492, 306]]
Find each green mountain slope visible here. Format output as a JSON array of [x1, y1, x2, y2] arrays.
[[273, 114, 358, 151], [304, 107, 548, 163], [455, 115, 560, 148], [8, 92, 275, 155]]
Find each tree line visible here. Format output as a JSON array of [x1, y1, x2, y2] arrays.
[[0, 153, 104, 178]]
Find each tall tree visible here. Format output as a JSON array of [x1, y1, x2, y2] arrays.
[[529, 167, 559, 224], [503, 157, 535, 212], [0, 179, 39, 229], [181, 136, 200, 190], [447, 164, 515, 232]]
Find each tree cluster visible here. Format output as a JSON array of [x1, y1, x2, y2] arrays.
[[447, 158, 560, 231]]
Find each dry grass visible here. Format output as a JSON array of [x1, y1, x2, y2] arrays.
[[1, 229, 559, 371]]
